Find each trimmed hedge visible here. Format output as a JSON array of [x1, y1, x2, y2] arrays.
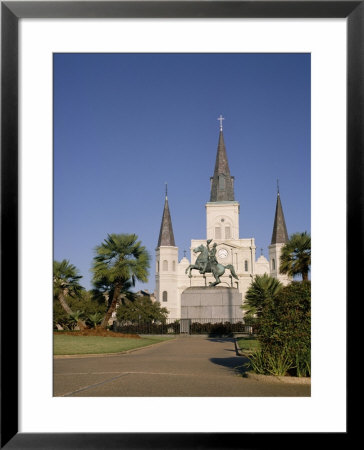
[[114, 321, 179, 334], [191, 321, 245, 336], [114, 320, 248, 335]]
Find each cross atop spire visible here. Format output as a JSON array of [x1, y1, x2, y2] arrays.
[[217, 114, 225, 131], [165, 182, 168, 198], [277, 179, 280, 195]]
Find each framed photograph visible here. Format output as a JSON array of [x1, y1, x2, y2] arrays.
[[2, 1, 358, 448]]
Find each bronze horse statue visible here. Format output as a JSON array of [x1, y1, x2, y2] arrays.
[[185, 243, 239, 287]]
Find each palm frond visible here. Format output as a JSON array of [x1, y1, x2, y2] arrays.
[[53, 259, 84, 298], [279, 232, 311, 280], [91, 233, 150, 299], [244, 274, 282, 316]]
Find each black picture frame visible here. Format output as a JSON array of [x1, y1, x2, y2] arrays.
[[1, 1, 357, 448]]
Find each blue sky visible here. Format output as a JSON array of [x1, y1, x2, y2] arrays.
[[54, 53, 310, 292]]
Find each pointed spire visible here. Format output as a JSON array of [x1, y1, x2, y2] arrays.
[[157, 186, 176, 247], [210, 118, 235, 202], [271, 188, 289, 244]]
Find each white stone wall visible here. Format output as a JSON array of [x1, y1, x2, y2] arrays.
[[155, 246, 180, 318], [205, 201, 240, 240], [268, 243, 291, 285]]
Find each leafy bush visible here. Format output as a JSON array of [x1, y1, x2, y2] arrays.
[[208, 322, 234, 337], [189, 321, 244, 336], [87, 312, 104, 329], [114, 321, 174, 335], [116, 296, 169, 324], [245, 346, 294, 376], [250, 281, 311, 377], [295, 347, 311, 377], [167, 321, 180, 333]]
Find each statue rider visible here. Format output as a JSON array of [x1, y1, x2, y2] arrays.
[[199, 239, 212, 274], [209, 242, 218, 272], [200, 239, 218, 274]]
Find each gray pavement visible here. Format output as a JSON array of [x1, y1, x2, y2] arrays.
[[53, 335, 311, 397]]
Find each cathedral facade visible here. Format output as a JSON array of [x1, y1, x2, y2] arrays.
[[155, 121, 290, 319]]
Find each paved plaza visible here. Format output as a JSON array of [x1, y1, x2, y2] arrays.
[[53, 335, 310, 397]]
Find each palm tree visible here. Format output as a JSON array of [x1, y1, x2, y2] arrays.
[[88, 312, 104, 329], [279, 232, 311, 281], [53, 260, 87, 330], [69, 310, 85, 329], [243, 274, 283, 317], [91, 233, 150, 329]]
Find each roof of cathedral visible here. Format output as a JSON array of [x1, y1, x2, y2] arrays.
[[210, 129, 235, 202], [271, 192, 289, 244], [157, 194, 176, 247]]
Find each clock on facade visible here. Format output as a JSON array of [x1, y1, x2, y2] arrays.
[[218, 248, 228, 259]]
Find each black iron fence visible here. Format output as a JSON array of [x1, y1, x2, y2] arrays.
[[113, 318, 255, 335]]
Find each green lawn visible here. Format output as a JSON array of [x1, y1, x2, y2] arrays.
[[54, 334, 174, 355], [236, 337, 260, 354]]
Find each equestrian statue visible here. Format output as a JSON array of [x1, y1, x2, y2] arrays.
[[185, 239, 239, 287]]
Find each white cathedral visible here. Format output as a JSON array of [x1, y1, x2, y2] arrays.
[[155, 119, 290, 319]]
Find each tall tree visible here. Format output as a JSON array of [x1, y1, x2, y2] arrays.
[[92, 233, 150, 329], [279, 232, 311, 281], [53, 259, 87, 330], [243, 274, 283, 317]]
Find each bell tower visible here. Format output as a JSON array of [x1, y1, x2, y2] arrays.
[[206, 116, 240, 241], [155, 185, 180, 317], [268, 183, 291, 285]]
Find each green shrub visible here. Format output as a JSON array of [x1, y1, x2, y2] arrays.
[[295, 347, 311, 377], [245, 346, 295, 376], [252, 281, 311, 377], [87, 312, 104, 329], [116, 296, 169, 323], [208, 322, 234, 337], [244, 349, 268, 375]]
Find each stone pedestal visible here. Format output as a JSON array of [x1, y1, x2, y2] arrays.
[[181, 286, 243, 320]]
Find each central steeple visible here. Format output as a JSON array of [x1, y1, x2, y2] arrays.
[[210, 116, 235, 202]]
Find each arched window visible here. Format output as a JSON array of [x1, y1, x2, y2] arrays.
[[162, 291, 168, 302], [225, 226, 231, 239], [215, 227, 221, 239], [163, 260, 168, 271], [173, 261, 176, 271], [272, 258, 276, 270], [244, 260, 248, 272]]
